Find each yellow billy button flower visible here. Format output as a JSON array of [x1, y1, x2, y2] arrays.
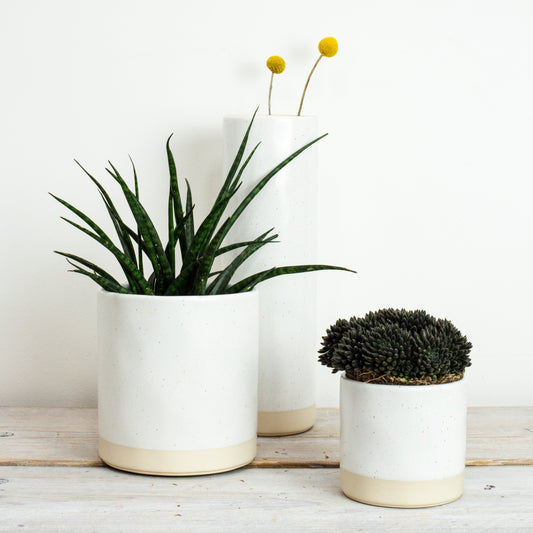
[[297, 36, 339, 116], [266, 55, 286, 115], [318, 37, 338, 58], [267, 55, 286, 74]]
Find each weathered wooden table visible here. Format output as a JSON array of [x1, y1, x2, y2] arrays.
[[1, 407, 532, 531]]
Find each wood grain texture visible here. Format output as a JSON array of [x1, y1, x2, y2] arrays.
[[1, 466, 532, 532], [1, 407, 532, 467], [0, 407, 100, 466]]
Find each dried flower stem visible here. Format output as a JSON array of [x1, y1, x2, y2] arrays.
[[297, 54, 323, 116], [268, 72, 274, 115]]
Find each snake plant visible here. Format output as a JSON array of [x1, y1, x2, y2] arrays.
[[52, 111, 355, 295]]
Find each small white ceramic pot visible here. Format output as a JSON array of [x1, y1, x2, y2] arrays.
[[223, 115, 318, 436], [340, 373, 467, 508], [97, 290, 259, 476]]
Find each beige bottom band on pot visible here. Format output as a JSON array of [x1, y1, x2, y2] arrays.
[[257, 405, 316, 436], [340, 468, 464, 508], [99, 437, 256, 476]]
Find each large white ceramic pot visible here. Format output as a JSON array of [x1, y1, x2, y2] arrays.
[[97, 290, 259, 476], [223, 115, 318, 436], [340, 374, 467, 508]]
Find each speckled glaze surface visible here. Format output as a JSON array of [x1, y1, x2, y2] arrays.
[[340, 373, 467, 507], [97, 290, 259, 475], [223, 115, 319, 435]]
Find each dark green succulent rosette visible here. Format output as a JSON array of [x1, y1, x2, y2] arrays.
[[319, 309, 472, 385]]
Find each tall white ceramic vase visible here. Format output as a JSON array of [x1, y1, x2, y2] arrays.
[[223, 115, 319, 436], [98, 290, 259, 475], [340, 374, 467, 507]]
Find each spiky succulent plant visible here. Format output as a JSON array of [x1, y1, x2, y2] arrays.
[[51, 111, 355, 295], [319, 309, 472, 383]]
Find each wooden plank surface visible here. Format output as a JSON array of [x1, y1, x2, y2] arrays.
[[1, 407, 532, 467], [1, 465, 532, 531]]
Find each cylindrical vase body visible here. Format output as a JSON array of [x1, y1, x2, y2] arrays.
[[97, 290, 259, 475], [223, 115, 319, 436], [340, 374, 467, 508]]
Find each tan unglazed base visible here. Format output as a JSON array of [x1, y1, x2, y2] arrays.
[[99, 437, 256, 476], [257, 405, 316, 436], [340, 468, 464, 508]]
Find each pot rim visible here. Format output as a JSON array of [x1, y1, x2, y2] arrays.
[[224, 114, 317, 119], [97, 287, 258, 302], [340, 371, 465, 390]]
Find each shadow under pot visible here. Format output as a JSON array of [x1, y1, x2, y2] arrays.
[[97, 289, 259, 476], [340, 373, 467, 508]]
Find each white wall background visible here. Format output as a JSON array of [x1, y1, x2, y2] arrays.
[[1, 0, 532, 407]]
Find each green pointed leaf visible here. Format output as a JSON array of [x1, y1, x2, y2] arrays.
[[59, 215, 153, 294], [214, 226, 279, 257], [66, 261, 130, 294], [100, 194, 136, 261], [196, 134, 328, 291], [207, 230, 278, 295], [162, 203, 195, 266], [50, 193, 152, 294], [130, 155, 144, 276], [168, 190, 176, 274], [217, 133, 328, 246], [179, 189, 238, 293], [229, 142, 261, 194], [74, 160, 119, 217], [177, 116, 263, 293], [99, 194, 139, 291], [163, 259, 201, 296], [166, 135, 188, 258], [55, 251, 123, 286], [184, 178, 194, 246], [224, 268, 277, 294], [215, 239, 266, 257], [148, 270, 157, 292], [75, 160, 138, 272], [225, 264, 356, 294], [106, 162, 173, 288], [215, 108, 258, 204]]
